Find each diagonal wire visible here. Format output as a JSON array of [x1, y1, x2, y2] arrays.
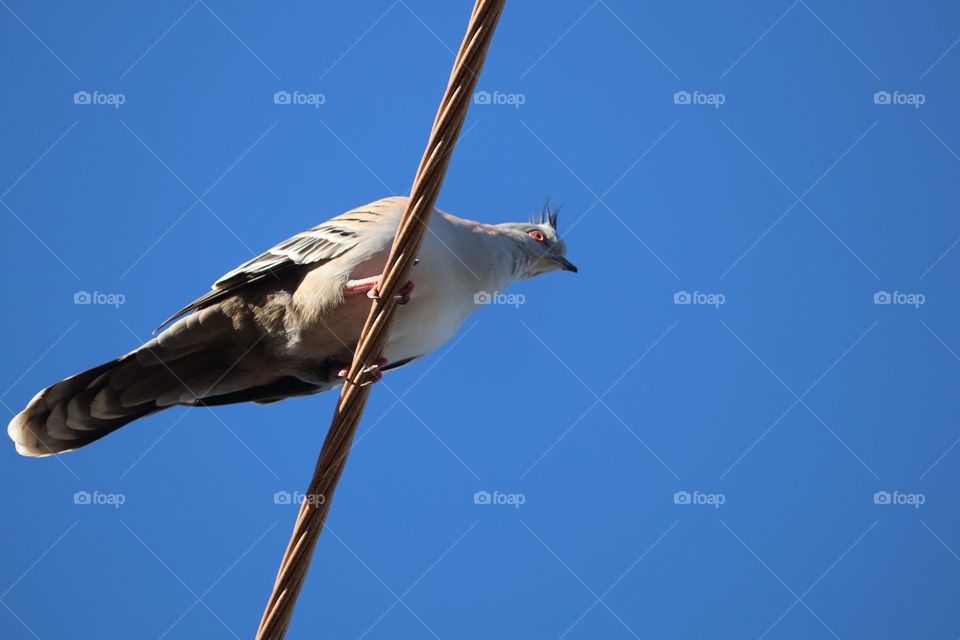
[[255, 3, 506, 638]]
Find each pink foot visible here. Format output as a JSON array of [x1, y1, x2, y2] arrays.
[[343, 276, 414, 305], [343, 275, 380, 296], [337, 357, 388, 385]]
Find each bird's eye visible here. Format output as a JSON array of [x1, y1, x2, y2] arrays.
[[528, 229, 546, 243]]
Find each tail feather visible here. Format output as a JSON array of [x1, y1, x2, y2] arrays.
[[8, 312, 273, 456], [8, 356, 161, 456], [8, 301, 362, 456]]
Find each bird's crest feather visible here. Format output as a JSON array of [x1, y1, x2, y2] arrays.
[[531, 200, 560, 231]]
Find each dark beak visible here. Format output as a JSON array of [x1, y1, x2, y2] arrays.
[[553, 256, 578, 273]]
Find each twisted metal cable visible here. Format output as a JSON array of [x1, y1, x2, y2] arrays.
[[255, 2, 506, 637]]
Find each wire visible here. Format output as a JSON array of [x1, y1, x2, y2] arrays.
[[255, 2, 506, 637]]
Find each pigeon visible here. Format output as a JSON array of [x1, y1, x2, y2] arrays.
[[8, 196, 577, 456]]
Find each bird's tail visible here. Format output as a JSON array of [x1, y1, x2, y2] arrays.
[[7, 355, 163, 456], [7, 310, 275, 457]]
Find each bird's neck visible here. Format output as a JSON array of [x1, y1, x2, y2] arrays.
[[435, 213, 525, 292]]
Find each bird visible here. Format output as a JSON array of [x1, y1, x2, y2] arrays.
[[8, 196, 577, 457]]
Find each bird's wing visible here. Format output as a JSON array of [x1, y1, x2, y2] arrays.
[[156, 198, 403, 330]]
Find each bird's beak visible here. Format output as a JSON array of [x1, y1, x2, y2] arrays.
[[553, 256, 578, 273]]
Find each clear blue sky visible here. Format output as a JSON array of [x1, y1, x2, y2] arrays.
[[2, 2, 960, 638]]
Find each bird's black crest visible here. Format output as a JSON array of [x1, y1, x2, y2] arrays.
[[531, 200, 560, 231]]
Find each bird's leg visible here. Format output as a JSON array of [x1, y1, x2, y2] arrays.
[[343, 276, 415, 305], [342, 275, 380, 295], [337, 357, 389, 386]]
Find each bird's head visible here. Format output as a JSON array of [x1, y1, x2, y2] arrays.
[[495, 202, 577, 279]]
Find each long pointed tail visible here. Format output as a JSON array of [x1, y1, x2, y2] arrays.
[[8, 342, 267, 456], [8, 309, 276, 456], [8, 354, 166, 456]]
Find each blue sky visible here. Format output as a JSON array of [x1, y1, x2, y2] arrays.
[[2, 1, 960, 638]]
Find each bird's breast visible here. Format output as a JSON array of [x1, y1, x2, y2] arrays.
[[382, 260, 475, 363], [381, 219, 503, 363]]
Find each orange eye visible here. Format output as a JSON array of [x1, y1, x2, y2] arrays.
[[528, 229, 546, 243]]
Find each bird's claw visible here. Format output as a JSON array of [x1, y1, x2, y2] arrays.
[[367, 280, 414, 305], [337, 357, 388, 386], [397, 280, 414, 305]]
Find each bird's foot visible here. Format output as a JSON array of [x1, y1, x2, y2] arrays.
[[337, 357, 389, 386], [393, 280, 415, 305], [343, 275, 380, 296], [343, 275, 415, 305], [366, 279, 415, 306]]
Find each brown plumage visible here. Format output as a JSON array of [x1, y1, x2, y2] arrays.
[[8, 197, 577, 456]]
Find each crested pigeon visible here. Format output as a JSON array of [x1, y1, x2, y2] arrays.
[[8, 197, 577, 457]]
